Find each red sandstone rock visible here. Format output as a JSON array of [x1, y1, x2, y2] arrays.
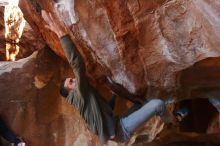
[[0, 0, 217, 145], [0, 48, 100, 146], [0, 6, 45, 61], [19, 0, 220, 100]]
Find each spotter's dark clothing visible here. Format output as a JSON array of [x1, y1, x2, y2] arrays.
[[60, 35, 115, 144], [0, 118, 21, 146]]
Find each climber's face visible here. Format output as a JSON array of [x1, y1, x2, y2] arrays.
[[64, 78, 76, 91]]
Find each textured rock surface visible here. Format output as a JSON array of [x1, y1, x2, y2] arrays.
[[19, 0, 220, 100], [0, 0, 218, 145], [0, 6, 45, 61], [178, 57, 220, 101], [0, 48, 101, 146]]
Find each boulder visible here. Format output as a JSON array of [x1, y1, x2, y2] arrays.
[[0, 0, 218, 145], [0, 48, 99, 146], [19, 0, 220, 100]]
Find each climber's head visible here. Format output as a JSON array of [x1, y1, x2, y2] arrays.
[[60, 78, 76, 97]]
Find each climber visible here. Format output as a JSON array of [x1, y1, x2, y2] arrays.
[[42, 10, 174, 145], [0, 117, 25, 146]]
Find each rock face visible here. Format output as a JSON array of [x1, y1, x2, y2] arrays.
[[0, 0, 219, 145], [0, 48, 100, 146], [0, 6, 45, 61], [19, 0, 220, 100]]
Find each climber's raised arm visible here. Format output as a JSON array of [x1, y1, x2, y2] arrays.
[[42, 10, 87, 88]]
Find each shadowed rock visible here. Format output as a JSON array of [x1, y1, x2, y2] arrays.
[[0, 48, 100, 146]]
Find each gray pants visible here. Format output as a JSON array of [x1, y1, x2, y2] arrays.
[[118, 97, 220, 142], [119, 99, 166, 139]]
